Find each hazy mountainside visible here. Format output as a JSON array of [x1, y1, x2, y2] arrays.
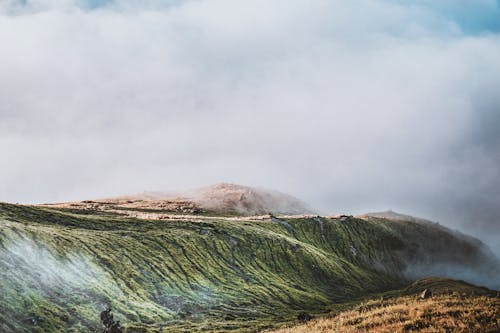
[[40, 183, 314, 217], [187, 183, 315, 216], [359, 214, 499, 290], [359, 210, 432, 223], [0, 194, 498, 332]]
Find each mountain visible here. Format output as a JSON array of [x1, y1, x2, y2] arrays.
[[0, 186, 498, 332], [187, 183, 315, 216]]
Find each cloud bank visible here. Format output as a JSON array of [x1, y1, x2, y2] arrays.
[[1, 0, 499, 251]]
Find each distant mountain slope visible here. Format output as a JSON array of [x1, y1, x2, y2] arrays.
[[358, 213, 499, 289], [188, 183, 314, 215], [0, 201, 498, 332], [359, 210, 431, 223]]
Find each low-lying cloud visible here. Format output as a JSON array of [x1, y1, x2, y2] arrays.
[[0, 231, 116, 293], [0, 1, 499, 252]]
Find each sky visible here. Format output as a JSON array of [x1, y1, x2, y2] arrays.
[[1, 0, 499, 252]]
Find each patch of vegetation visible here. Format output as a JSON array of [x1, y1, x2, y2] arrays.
[[268, 278, 500, 333]]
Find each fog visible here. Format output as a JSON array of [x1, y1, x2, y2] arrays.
[[404, 262, 500, 291], [1, 1, 499, 253], [0, 228, 123, 321], [0, 226, 224, 325], [0, 235, 110, 290]]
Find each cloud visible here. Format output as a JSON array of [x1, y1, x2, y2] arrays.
[[1, 235, 106, 289], [0, 1, 499, 252]]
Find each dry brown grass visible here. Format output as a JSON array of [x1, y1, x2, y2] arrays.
[[268, 293, 500, 333]]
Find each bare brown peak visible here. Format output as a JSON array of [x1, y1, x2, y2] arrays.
[[186, 183, 314, 215]]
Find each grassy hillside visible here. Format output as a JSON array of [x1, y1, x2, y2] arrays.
[[0, 203, 497, 332], [268, 278, 500, 333]]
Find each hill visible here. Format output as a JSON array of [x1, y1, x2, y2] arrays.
[[186, 183, 315, 216], [0, 195, 498, 332], [268, 277, 500, 333]]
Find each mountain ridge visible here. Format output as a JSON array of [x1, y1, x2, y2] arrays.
[[1, 198, 498, 332], [1, 184, 498, 332]]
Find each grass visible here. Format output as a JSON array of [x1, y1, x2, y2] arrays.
[[267, 278, 500, 333], [0, 203, 497, 332]]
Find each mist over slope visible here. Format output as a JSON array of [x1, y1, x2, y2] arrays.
[[358, 213, 500, 290], [187, 183, 314, 216], [40, 183, 314, 217], [1, 187, 499, 332], [359, 210, 431, 223]]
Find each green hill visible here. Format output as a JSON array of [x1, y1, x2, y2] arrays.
[[0, 202, 497, 332]]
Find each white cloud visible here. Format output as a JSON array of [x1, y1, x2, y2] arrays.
[[1, 0, 499, 251]]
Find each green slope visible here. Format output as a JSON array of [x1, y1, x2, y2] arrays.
[[0, 203, 496, 332]]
